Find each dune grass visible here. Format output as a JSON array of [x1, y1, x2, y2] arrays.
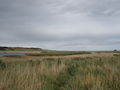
[[0, 56, 120, 90]]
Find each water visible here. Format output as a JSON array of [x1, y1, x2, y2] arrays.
[[0, 53, 26, 56]]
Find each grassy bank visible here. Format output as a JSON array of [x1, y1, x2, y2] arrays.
[[0, 46, 90, 56], [0, 56, 120, 90], [27, 50, 91, 56]]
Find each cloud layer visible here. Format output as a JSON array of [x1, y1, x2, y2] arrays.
[[0, 0, 120, 50]]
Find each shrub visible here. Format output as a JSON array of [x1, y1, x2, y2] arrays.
[[0, 60, 7, 69]]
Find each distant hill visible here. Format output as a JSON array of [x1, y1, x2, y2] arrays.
[[0, 46, 91, 56], [0, 46, 42, 51]]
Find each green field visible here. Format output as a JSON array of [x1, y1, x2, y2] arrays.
[[0, 55, 120, 90], [27, 49, 91, 56]]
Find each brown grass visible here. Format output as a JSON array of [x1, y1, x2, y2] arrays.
[[0, 53, 120, 90]]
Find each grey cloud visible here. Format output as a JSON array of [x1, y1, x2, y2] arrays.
[[56, 0, 120, 16], [0, 0, 120, 50]]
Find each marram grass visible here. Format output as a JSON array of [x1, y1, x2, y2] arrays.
[[0, 56, 120, 90]]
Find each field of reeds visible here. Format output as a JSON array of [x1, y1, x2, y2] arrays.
[[0, 54, 120, 90]]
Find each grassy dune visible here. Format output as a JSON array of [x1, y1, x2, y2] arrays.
[[0, 56, 120, 90]]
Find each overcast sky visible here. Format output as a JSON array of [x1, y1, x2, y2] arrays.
[[0, 0, 120, 50]]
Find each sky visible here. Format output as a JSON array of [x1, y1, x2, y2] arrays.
[[0, 0, 120, 51]]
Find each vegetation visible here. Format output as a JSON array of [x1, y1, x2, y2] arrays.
[[0, 56, 120, 90], [27, 49, 91, 56], [0, 46, 90, 56], [96, 50, 120, 53], [0, 46, 42, 51]]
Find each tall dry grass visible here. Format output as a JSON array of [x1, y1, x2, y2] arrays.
[[0, 56, 120, 90]]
